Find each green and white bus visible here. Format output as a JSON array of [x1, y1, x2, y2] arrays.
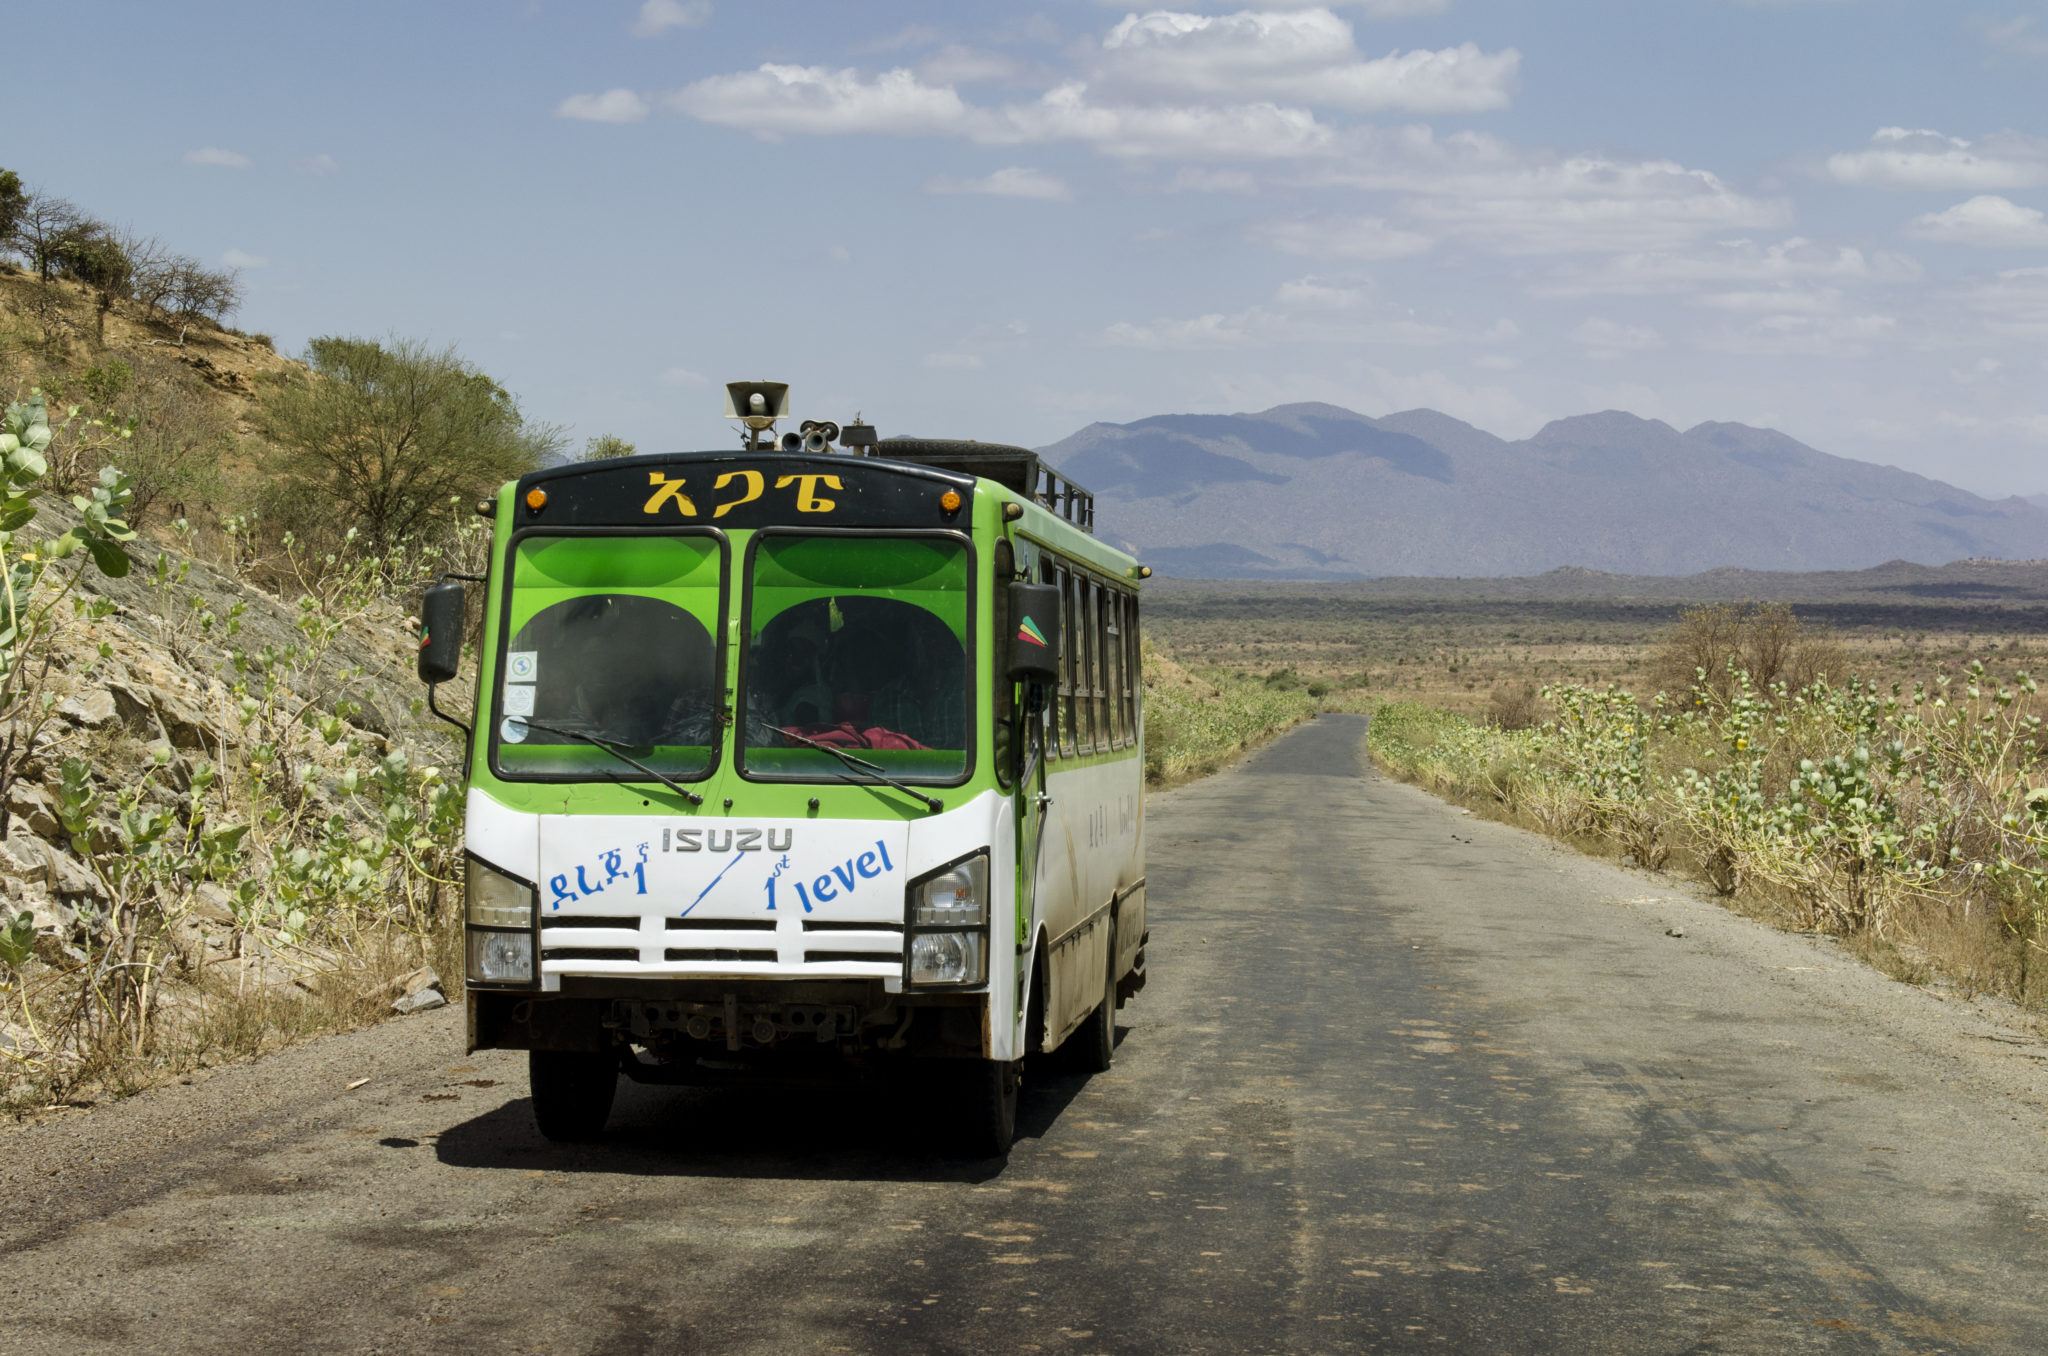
[[417, 389, 1149, 1154]]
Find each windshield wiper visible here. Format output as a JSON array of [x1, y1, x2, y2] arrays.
[[514, 718, 704, 805], [774, 727, 944, 815]]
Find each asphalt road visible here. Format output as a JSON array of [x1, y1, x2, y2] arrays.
[[6, 713, 2048, 1354]]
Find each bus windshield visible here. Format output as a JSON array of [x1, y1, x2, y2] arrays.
[[741, 534, 969, 783], [491, 533, 723, 781]]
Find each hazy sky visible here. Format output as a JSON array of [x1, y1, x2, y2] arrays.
[[12, 1, 2048, 496]]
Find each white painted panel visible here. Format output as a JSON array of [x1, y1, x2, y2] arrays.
[[538, 817, 910, 923], [466, 787, 539, 882]]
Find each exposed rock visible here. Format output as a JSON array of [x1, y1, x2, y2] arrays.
[[190, 882, 237, 925], [0, 1021, 43, 1057], [4, 833, 105, 899], [391, 966, 441, 999], [55, 688, 117, 727], [7, 781, 60, 839], [392, 988, 446, 1015]]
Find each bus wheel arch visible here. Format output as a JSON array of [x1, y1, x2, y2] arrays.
[[1024, 928, 1051, 1058]]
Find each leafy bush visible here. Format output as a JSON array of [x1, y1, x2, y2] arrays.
[[255, 336, 562, 547]]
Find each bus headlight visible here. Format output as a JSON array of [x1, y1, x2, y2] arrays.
[[909, 931, 985, 986], [904, 853, 989, 987], [465, 856, 537, 987], [468, 929, 535, 984]]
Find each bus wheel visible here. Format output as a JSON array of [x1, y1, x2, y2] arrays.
[[956, 1058, 1020, 1157], [1071, 922, 1116, 1074], [529, 1048, 618, 1143]]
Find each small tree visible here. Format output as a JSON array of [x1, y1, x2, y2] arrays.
[[0, 169, 26, 249], [255, 336, 562, 547], [581, 433, 637, 461], [52, 221, 131, 344], [1653, 601, 1845, 703], [169, 259, 242, 324], [13, 195, 85, 282]]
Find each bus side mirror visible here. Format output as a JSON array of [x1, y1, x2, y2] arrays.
[[1006, 581, 1060, 684], [418, 579, 465, 684]]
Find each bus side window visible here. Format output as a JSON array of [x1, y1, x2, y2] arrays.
[[992, 540, 1014, 786], [1055, 563, 1075, 759], [1115, 591, 1131, 748], [1126, 594, 1141, 741], [1104, 591, 1122, 749], [1089, 582, 1107, 751], [1073, 571, 1092, 753]]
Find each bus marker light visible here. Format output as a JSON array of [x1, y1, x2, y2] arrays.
[[525, 488, 548, 512], [940, 490, 962, 514]]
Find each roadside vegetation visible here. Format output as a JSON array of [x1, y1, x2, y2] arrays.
[[1368, 603, 2048, 1011], [1140, 647, 1350, 788], [0, 168, 546, 1114]]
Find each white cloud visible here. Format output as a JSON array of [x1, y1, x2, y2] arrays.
[[1249, 214, 1432, 259], [667, 65, 980, 138], [1088, 0, 1450, 14], [828, 244, 852, 262], [631, 0, 710, 37], [292, 154, 339, 176], [1102, 275, 1490, 350], [924, 352, 986, 369], [1854, 417, 1914, 441], [1824, 127, 2048, 191], [659, 367, 708, 388], [925, 166, 1072, 200], [916, 45, 1024, 86], [1104, 312, 1250, 348], [1400, 157, 1789, 254], [1001, 83, 1335, 159], [222, 249, 268, 269], [1701, 313, 1897, 359], [1906, 195, 2048, 249], [1693, 288, 1844, 314], [556, 88, 650, 123], [1534, 236, 1920, 297], [1344, 0, 1451, 13], [184, 147, 251, 169], [1273, 277, 1370, 310], [1169, 167, 1258, 193], [1952, 265, 2048, 339], [1091, 11, 1519, 114], [1973, 14, 2048, 58], [1572, 317, 1662, 356]]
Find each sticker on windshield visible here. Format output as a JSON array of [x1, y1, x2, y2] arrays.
[[502, 684, 536, 717], [506, 651, 538, 683], [500, 716, 529, 744]]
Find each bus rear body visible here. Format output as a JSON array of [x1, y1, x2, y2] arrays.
[[434, 436, 1146, 1152]]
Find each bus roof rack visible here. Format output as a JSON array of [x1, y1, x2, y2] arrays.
[[876, 439, 1095, 534]]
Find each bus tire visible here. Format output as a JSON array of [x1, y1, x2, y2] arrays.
[[957, 1057, 1020, 1157], [529, 1048, 618, 1143], [1071, 921, 1116, 1074]]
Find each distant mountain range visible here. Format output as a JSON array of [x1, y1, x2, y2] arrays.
[[1037, 404, 2048, 579]]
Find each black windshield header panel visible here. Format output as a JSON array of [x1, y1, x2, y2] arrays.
[[517, 453, 976, 530]]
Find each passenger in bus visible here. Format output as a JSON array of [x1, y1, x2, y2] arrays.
[[752, 596, 964, 752]]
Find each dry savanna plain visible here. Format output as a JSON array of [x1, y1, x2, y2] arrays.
[[1143, 561, 2048, 718]]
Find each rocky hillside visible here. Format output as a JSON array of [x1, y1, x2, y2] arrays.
[[1040, 404, 2048, 579]]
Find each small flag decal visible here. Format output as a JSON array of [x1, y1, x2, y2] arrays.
[[1017, 617, 1049, 648]]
